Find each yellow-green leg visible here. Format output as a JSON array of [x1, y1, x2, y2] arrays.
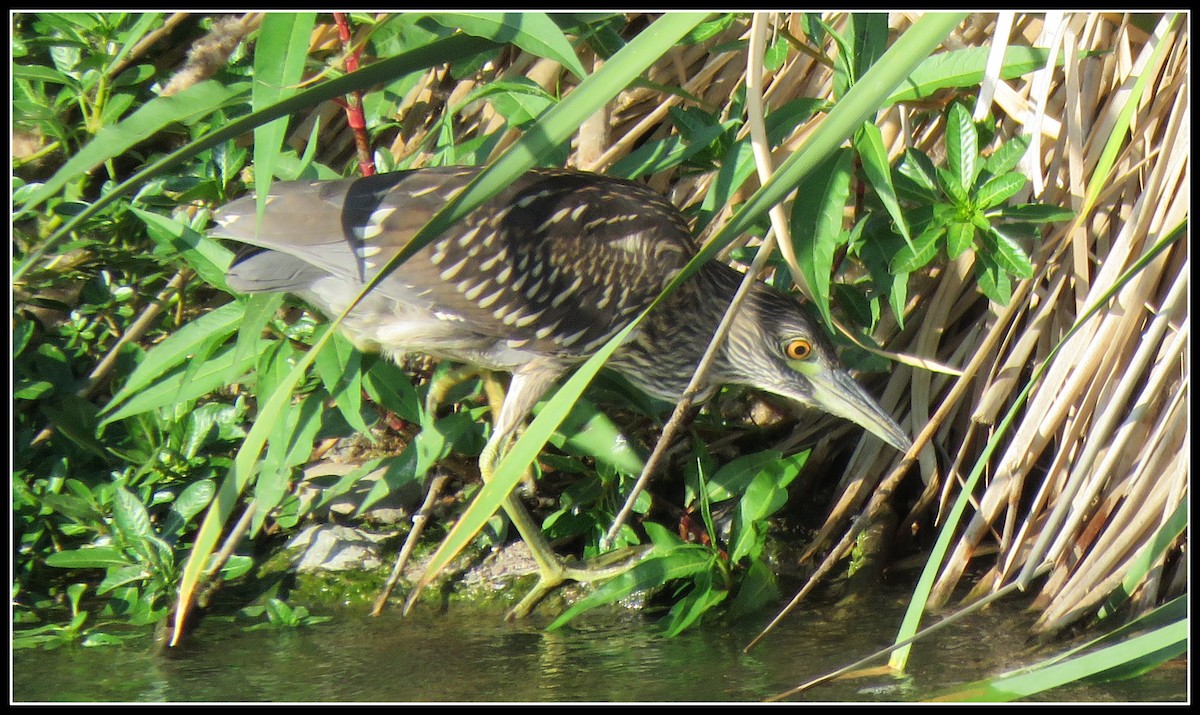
[[426, 362, 648, 619], [477, 431, 648, 619]]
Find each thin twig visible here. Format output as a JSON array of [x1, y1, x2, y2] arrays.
[[30, 268, 190, 446], [109, 12, 192, 79], [373, 473, 450, 616], [202, 501, 258, 585]]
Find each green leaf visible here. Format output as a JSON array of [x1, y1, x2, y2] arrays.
[[220, 555, 256, 581], [38, 490, 101, 523], [983, 134, 1031, 176], [945, 220, 976, 259], [107, 13, 165, 74], [890, 223, 944, 273], [111, 63, 156, 88], [937, 165, 969, 206], [728, 559, 779, 619], [233, 293, 285, 391], [745, 455, 804, 517], [15, 80, 251, 216], [724, 452, 806, 564], [256, 392, 325, 525], [466, 78, 557, 127], [790, 148, 854, 327], [313, 333, 370, 435], [543, 397, 646, 477], [889, 270, 909, 329], [356, 411, 474, 516], [682, 13, 735, 44], [265, 597, 297, 626], [848, 12, 890, 81], [180, 403, 233, 459], [703, 451, 783, 503], [99, 91, 136, 124], [987, 226, 1035, 279], [764, 34, 789, 71], [974, 171, 1027, 210], [12, 63, 73, 85], [731, 464, 801, 564], [817, 16, 856, 98], [97, 564, 152, 594], [662, 567, 727, 636], [15, 379, 53, 401], [854, 122, 912, 247], [894, 147, 941, 201], [945, 103, 978, 192], [608, 123, 727, 181], [131, 206, 235, 293], [362, 358, 422, 424], [101, 340, 266, 424], [991, 203, 1075, 223], [970, 210, 993, 234], [697, 98, 821, 225], [975, 251, 1012, 305], [39, 396, 107, 458], [561, 15, 626, 59], [426, 12, 587, 80], [112, 486, 154, 541], [45, 547, 131, 570], [161, 479, 216, 537], [354, 452, 426, 519], [13, 317, 35, 358], [103, 301, 246, 419], [887, 46, 1085, 104], [81, 632, 129, 647]]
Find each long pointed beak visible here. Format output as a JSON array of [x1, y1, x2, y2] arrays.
[[808, 368, 911, 452]]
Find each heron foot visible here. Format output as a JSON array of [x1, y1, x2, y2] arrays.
[[505, 544, 652, 620]]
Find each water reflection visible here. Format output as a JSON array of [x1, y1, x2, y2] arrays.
[[13, 583, 1186, 703]]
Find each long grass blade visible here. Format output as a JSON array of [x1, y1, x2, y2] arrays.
[[252, 13, 317, 215]]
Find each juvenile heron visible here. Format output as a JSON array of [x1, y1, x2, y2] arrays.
[[212, 166, 910, 617]]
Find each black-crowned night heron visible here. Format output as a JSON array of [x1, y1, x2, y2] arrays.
[[212, 166, 910, 617]]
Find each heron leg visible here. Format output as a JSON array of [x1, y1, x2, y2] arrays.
[[414, 359, 647, 619], [478, 364, 650, 620], [481, 434, 648, 620], [424, 364, 502, 418], [425, 364, 531, 492]]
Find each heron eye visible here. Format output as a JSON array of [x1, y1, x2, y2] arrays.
[[785, 339, 812, 361]]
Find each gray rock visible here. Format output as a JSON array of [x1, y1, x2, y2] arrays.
[[287, 524, 390, 573]]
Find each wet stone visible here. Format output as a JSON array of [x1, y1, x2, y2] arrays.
[[287, 524, 390, 573]]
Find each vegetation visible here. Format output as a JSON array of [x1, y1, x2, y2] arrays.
[[13, 11, 1186, 701]]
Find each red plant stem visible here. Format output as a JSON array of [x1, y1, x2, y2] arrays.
[[334, 12, 375, 176]]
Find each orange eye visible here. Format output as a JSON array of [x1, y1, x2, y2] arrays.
[[785, 339, 812, 360]]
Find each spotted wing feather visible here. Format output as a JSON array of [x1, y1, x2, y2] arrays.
[[216, 167, 697, 359]]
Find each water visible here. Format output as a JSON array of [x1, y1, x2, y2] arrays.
[[12, 583, 1186, 703]]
